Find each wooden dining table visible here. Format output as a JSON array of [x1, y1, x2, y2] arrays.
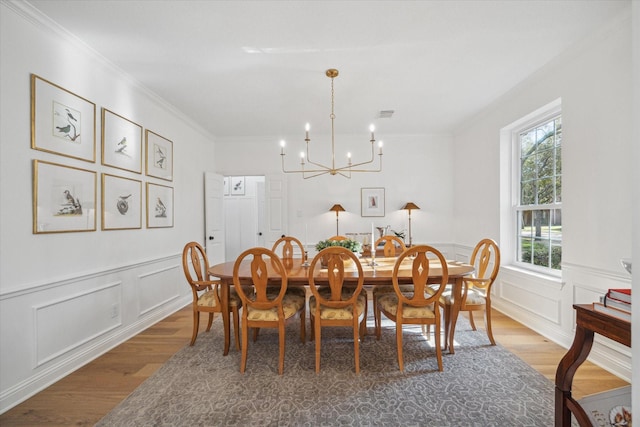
[[208, 255, 474, 356]]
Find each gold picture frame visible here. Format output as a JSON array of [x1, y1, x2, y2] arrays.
[[33, 160, 97, 233], [101, 108, 143, 173], [146, 182, 174, 228], [102, 173, 142, 230], [31, 74, 96, 162], [145, 130, 173, 181]]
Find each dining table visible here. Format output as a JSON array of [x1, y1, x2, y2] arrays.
[[208, 255, 474, 356]]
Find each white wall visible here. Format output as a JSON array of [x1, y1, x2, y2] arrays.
[[215, 134, 456, 251], [0, 3, 214, 412], [453, 8, 633, 380]]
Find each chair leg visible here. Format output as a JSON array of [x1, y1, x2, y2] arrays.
[[468, 310, 477, 330], [372, 296, 378, 337], [396, 322, 404, 372], [232, 307, 241, 351], [278, 321, 285, 375], [353, 316, 360, 374], [190, 311, 200, 346], [375, 302, 381, 340], [434, 318, 443, 371], [240, 318, 249, 373], [442, 304, 451, 351], [359, 296, 367, 341], [205, 312, 214, 332], [309, 313, 315, 341], [299, 309, 306, 343], [252, 328, 259, 342], [314, 317, 322, 373], [484, 304, 496, 345]]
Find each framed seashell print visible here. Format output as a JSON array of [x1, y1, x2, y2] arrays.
[[101, 173, 142, 230]]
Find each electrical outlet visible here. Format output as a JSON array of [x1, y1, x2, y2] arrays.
[[110, 303, 119, 319]]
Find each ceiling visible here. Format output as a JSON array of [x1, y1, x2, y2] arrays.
[[27, 0, 629, 140]]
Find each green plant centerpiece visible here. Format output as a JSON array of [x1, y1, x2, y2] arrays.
[[315, 238, 362, 268]]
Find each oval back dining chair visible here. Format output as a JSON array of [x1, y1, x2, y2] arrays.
[[182, 241, 241, 349], [375, 245, 449, 372], [328, 235, 348, 241], [272, 235, 305, 260], [308, 246, 367, 374], [232, 247, 306, 374], [440, 238, 500, 348], [371, 235, 408, 335], [375, 235, 407, 257]]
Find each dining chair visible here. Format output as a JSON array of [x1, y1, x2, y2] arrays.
[[308, 246, 367, 373], [328, 235, 348, 241], [182, 241, 242, 349], [440, 238, 500, 348], [371, 235, 408, 335], [375, 245, 449, 372], [272, 235, 305, 260], [232, 247, 306, 374]]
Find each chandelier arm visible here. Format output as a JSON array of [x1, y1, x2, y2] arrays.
[[278, 68, 384, 179]]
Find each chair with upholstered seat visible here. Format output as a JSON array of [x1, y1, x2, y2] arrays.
[[308, 246, 367, 373], [440, 238, 500, 349], [232, 247, 306, 374], [371, 235, 408, 334], [182, 241, 242, 349], [272, 235, 306, 260], [375, 245, 449, 371]]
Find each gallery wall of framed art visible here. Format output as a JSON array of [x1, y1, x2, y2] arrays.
[[30, 73, 175, 233]]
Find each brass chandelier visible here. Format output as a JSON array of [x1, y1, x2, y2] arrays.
[[280, 69, 383, 179]]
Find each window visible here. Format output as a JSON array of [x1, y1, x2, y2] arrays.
[[515, 115, 562, 271]]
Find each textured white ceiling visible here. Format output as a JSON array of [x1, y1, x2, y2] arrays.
[[27, 0, 629, 140]]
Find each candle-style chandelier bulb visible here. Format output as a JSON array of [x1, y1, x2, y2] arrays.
[[280, 68, 384, 179]]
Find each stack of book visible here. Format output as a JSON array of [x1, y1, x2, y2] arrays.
[[593, 288, 631, 322]]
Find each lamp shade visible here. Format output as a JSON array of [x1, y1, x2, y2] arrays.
[[402, 202, 420, 211], [329, 204, 345, 213]]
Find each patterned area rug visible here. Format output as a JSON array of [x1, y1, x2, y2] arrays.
[[97, 315, 554, 426]]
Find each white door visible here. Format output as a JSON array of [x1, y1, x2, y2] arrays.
[[264, 174, 288, 249], [204, 172, 225, 265]]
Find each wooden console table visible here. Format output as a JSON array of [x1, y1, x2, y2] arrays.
[[555, 304, 631, 426]]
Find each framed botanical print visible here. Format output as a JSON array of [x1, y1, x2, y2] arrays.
[[230, 176, 245, 195], [31, 74, 96, 162], [33, 160, 97, 233], [361, 187, 385, 217], [101, 108, 143, 173], [145, 129, 173, 181], [146, 182, 174, 228], [102, 174, 142, 230]]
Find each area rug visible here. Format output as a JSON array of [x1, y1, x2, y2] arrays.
[[96, 315, 554, 426]]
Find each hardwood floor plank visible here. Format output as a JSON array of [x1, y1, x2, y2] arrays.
[[0, 307, 628, 425]]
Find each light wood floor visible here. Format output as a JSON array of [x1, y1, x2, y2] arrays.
[[0, 306, 629, 426]]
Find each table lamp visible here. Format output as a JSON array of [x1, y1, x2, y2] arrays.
[[329, 204, 345, 235], [402, 202, 420, 247]]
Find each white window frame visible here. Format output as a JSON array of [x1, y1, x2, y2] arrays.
[[500, 98, 562, 277]]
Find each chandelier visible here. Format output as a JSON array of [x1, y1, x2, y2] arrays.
[[280, 68, 383, 179]]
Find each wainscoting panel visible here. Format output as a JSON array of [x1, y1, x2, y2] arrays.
[[0, 254, 191, 414], [34, 282, 122, 367], [138, 264, 181, 316]]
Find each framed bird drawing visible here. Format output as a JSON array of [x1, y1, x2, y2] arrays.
[[101, 109, 143, 173], [30, 74, 96, 162], [145, 130, 173, 181], [146, 182, 173, 228], [33, 160, 97, 233]]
